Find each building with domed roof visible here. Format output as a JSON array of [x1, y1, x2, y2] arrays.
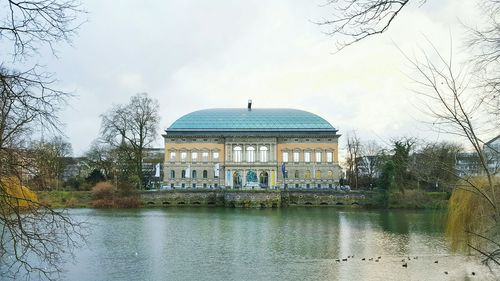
[[163, 101, 341, 189]]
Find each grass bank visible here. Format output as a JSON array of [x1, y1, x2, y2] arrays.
[[387, 190, 449, 209], [37, 191, 93, 208]]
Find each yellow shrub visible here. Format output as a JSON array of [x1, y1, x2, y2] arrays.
[[0, 176, 38, 207], [446, 177, 500, 252]]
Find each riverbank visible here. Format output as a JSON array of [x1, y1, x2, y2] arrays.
[[37, 189, 448, 209]]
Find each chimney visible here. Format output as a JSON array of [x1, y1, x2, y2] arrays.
[[248, 99, 252, 111]]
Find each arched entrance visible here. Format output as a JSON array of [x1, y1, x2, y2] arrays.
[[246, 170, 258, 188], [233, 171, 242, 188], [259, 171, 269, 188]]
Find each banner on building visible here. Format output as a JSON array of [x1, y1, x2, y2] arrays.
[[155, 163, 160, 177]]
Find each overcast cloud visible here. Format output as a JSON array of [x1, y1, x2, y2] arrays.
[[31, 0, 488, 156]]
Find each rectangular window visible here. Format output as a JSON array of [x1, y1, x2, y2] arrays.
[[282, 152, 289, 163], [170, 152, 176, 161], [247, 150, 255, 162], [234, 150, 242, 162], [327, 152, 333, 163], [293, 151, 299, 162], [202, 152, 209, 162], [192, 152, 198, 161], [316, 151, 322, 163], [260, 150, 268, 162], [181, 152, 187, 162], [213, 152, 219, 160], [304, 152, 311, 163]]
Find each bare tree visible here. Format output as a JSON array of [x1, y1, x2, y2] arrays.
[[0, 1, 86, 280], [100, 93, 160, 189], [1, 0, 84, 59], [345, 132, 362, 189], [466, 1, 500, 128], [29, 136, 72, 190], [316, 0, 413, 50], [405, 42, 500, 265]]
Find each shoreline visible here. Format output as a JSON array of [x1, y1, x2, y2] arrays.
[[36, 190, 448, 209]]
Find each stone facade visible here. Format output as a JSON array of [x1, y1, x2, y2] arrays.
[[163, 107, 342, 189]]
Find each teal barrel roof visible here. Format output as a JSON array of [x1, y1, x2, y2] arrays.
[[167, 108, 336, 132]]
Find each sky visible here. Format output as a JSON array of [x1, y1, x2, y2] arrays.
[[21, 0, 492, 156]]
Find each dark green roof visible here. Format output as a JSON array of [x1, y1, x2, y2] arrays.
[[167, 108, 336, 132]]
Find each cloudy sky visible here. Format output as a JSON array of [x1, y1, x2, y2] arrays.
[[30, 0, 488, 155]]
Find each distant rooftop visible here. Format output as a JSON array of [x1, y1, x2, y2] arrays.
[[166, 108, 337, 132]]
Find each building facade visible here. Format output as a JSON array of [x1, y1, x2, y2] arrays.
[[163, 105, 342, 189]]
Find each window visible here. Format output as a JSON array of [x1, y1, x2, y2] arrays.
[[202, 152, 209, 162], [233, 146, 242, 162], [181, 170, 186, 178], [213, 152, 219, 161], [315, 170, 321, 179], [192, 152, 198, 161], [259, 146, 268, 162], [327, 152, 333, 163], [181, 152, 187, 162], [192, 170, 197, 178], [203, 170, 208, 178], [328, 170, 333, 178], [293, 151, 300, 162], [316, 151, 322, 163], [294, 170, 299, 179], [246, 146, 255, 162], [170, 170, 175, 179], [170, 151, 176, 161], [305, 170, 311, 179], [283, 151, 289, 163], [304, 152, 311, 163]]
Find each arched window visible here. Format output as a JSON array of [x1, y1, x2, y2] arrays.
[[233, 146, 242, 162], [192, 170, 197, 178], [171, 170, 175, 179], [304, 170, 311, 179], [246, 146, 255, 162], [181, 170, 186, 178], [259, 146, 268, 162], [203, 170, 208, 178], [294, 170, 299, 179], [315, 170, 321, 179]]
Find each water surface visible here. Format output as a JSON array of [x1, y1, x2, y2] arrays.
[[64, 208, 497, 281]]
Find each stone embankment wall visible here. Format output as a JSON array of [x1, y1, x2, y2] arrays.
[[140, 191, 372, 208]]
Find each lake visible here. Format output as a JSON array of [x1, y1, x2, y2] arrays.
[[62, 208, 497, 281]]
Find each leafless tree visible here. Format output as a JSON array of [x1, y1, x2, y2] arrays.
[[405, 42, 500, 265], [29, 136, 73, 190], [1, 0, 84, 59], [345, 131, 362, 189], [316, 0, 415, 50], [100, 93, 160, 189], [0, 1, 86, 280], [466, 1, 500, 128]]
